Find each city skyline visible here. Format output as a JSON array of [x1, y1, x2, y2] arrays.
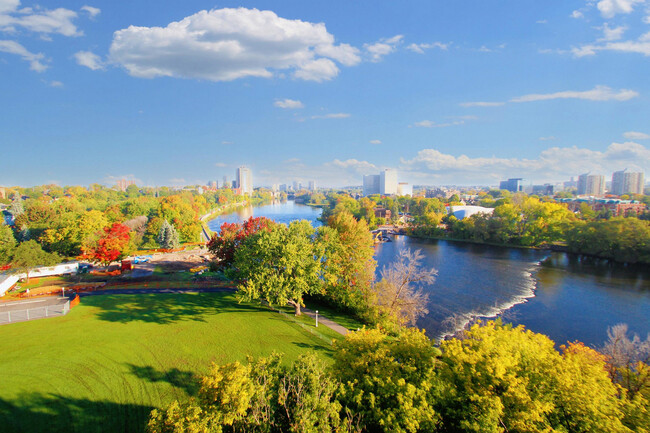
[[1, 0, 650, 187]]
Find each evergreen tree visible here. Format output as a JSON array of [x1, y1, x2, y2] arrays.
[[157, 219, 180, 249]]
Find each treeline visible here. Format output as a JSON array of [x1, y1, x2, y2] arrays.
[[148, 321, 650, 433], [318, 190, 650, 264], [207, 212, 431, 330], [0, 184, 273, 267]]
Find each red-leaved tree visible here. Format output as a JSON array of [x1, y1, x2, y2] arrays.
[[207, 217, 275, 268], [81, 223, 133, 266]]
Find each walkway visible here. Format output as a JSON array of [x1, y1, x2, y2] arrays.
[[302, 307, 349, 335]]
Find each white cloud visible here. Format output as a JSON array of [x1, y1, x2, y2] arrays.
[[109, 7, 360, 82], [510, 85, 638, 102], [369, 139, 382, 144], [0, 1, 82, 36], [80, 5, 100, 18], [0, 39, 47, 71], [411, 120, 465, 128], [328, 158, 377, 173], [459, 101, 505, 107], [310, 113, 350, 119], [399, 141, 650, 184], [597, 0, 644, 18], [536, 19, 548, 24], [274, 98, 304, 109], [539, 136, 558, 141], [74, 50, 104, 70], [573, 39, 650, 56], [221, 141, 233, 145], [571, 10, 585, 18], [364, 34, 403, 62], [49, 80, 63, 87], [406, 42, 448, 54], [214, 162, 227, 167], [599, 23, 627, 41], [623, 131, 650, 139]]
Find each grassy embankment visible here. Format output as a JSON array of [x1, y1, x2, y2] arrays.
[[0, 291, 344, 433]]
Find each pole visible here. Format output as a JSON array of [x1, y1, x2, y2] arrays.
[[315, 310, 319, 327]]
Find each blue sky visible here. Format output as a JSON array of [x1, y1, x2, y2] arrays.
[[1, 0, 649, 187]]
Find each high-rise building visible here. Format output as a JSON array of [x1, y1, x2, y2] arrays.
[[363, 175, 380, 196], [611, 170, 645, 195], [577, 173, 605, 196], [222, 176, 229, 188], [279, 184, 288, 192], [116, 179, 135, 192], [380, 169, 398, 195], [236, 166, 253, 195], [208, 180, 218, 189], [499, 178, 524, 192], [308, 181, 315, 191], [397, 182, 413, 196]]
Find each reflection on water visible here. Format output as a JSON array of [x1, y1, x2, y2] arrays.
[[208, 202, 650, 346]]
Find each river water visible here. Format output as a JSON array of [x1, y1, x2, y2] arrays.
[[208, 201, 650, 346]]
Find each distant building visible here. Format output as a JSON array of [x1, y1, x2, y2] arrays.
[[449, 205, 495, 220], [611, 170, 644, 195], [236, 166, 253, 195], [363, 175, 380, 196], [222, 176, 229, 188], [397, 182, 413, 196], [279, 184, 288, 192], [308, 181, 316, 191], [271, 184, 279, 193], [499, 178, 524, 192], [208, 180, 218, 189], [116, 179, 135, 192], [374, 208, 392, 220], [563, 177, 577, 190], [532, 184, 554, 196], [380, 169, 398, 195], [577, 173, 605, 196]]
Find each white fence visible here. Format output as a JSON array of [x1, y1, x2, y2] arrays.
[[0, 300, 70, 325]]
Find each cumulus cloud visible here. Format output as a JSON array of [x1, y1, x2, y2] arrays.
[[623, 131, 650, 139], [310, 113, 350, 119], [0, 39, 47, 71], [571, 10, 585, 18], [80, 5, 100, 18], [49, 80, 63, 87], [108, 7, 361, 82], [399, 141, 650, 184], [328, 158, 377, 172], [364, 34, 403, 62], [274, 98, 304, 109], [573, 38, 650, 57], [0, 1, 85, 36], [510, 85, 638, 102], [599, 23, 628, 41], [369, 139, 382, 144], [74, 50, 104, 70], [597, 0, 645, 18], [406, 42, 448, 54]]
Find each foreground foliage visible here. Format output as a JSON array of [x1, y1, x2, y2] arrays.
[[148, 321, 650, 433]]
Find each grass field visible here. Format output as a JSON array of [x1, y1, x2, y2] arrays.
[[0, 292, 341, 433]]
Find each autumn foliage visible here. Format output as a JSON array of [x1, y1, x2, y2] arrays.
[[80, 222, 133, 266], [207, 216, 275, 268]]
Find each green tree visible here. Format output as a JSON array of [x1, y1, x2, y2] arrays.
[[232, 221, 321, 315], [333, 328, 441, 433], [10, 240, 59, 282], [157, 219, 180, 249], [0, 222, 16, 265]]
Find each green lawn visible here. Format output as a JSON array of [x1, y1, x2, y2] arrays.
[[0, 292, 339, 433]]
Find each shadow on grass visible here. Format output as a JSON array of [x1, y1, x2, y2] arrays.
[[0, 393, 154, 433], [127, 364, 199, 396], [85, 292, 269, 324]]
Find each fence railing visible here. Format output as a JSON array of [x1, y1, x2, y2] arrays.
[[0, 299, 71, 325]]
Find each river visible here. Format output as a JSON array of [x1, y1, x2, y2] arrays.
[[208, 201, 650, 346]]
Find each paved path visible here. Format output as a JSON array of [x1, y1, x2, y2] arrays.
[[301, 308, 349, 335], [0, 296, 69, 313]]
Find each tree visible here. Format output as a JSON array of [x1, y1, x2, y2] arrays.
[[81, 223, 133, 266], [10, 198, 24, 217], [232, 220, 321, 316], [372, 248, 435, 329], [333, 328, 441, 433], [207, 216, 275, 268], [0, 223, 16, 265], [157, 219, 180, 249], [10, 240, 59, 282], [601, 323, 650, 400], [317, 211, 376, 317]]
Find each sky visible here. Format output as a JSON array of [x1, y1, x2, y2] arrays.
[[1, 0, 650, 188]]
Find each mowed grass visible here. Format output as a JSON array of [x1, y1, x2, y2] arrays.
[[0, 292, 339, 433]]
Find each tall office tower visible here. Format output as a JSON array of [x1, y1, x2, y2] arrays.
[[363, 174, 380, 196], [279, 184, 287, 192], [499, 178, 524, 192], [236, 166, 253, 194], [308, 181, 315, 191], [577, 173, 605, 196], [611, 170, 645, 195], [380, 169, 398, 195], [222, 176, 229, 188], [292, 181, 300, 191]]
